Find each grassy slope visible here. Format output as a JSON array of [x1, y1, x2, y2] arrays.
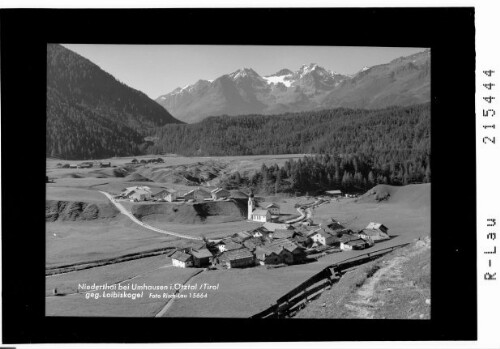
[[294, 237, 431, 319]]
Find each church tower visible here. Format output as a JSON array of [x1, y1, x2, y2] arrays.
[[248, 193, 255, 220]]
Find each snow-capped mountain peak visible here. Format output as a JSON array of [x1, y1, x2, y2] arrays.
[[229, 68, 260, 80]]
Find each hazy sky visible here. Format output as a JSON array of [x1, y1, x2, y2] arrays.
[[62, 44, 427, 99]]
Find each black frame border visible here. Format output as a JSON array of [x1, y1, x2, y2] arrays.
[[1, 7, 476, 343]]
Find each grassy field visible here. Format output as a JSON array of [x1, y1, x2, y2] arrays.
[[46, 217, 183, 267], [46, 186, 109, 203], [46, 254, 171, 295], [46, 266, 201, 317]]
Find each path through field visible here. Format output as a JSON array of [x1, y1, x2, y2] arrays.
[[99, 191, 202, 241]]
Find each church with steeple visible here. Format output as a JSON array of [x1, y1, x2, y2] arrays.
[[247, 193, 271, 222]]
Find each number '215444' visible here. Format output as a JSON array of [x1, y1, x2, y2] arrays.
[[482, 70, 496, 145]]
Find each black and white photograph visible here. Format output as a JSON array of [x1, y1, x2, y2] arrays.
[[1, 5, 482, 346], [45, 44, 431, 319]]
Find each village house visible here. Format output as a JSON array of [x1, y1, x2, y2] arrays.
[[327, 219, 345, 230], [272, 229, 295, 240], [341, 238, 368, 251], [171, 251, 193, 268], [243, 237, 266, 251], [119, 186, 152, 201], [251, 209, 271, 223], [99, 162, 111, 168], [230, 231, 252, 244], [265, 203, 280, 215], [216, 240, 243, 253], [259, 239, 306, 265], [77, 161, 93, 169], [151, 188, 177, 202], [255, 246, 283, 265], [211, 188, 231, 200], [183, 188, 212, 201], [365, 222, 389, 234], [325, 189, 342, 198], [218, 249, 255, 269], [358, 229, 390, 242], [191, 248, 213, 268], [309, 229, 339, 246], [247, 227, 270, 238]]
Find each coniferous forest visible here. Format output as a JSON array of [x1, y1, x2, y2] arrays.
[[150, 103, 430, 194], [46, 44, 182, 160]]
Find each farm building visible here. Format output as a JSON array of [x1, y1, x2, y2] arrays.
[[99, 162, 111, 168], [265, 203, 280, 215], [171, 251, 193, 268], [243, 237, 266, 251], [272, 229, 295, 240], [183, 188, 212, 201], [216, 240, 243, 253], [251, 209, 271, 223], [77, 162, 93, 168], [247, 227, 270, 238], [231, 231, 252, 244], [358, 229, 390, 242], [327, 219, 345, 230], [191, 248, 213, 268], [151, 188, 177, 202], [119, 186, 152, 201], [270, 239, 307, 264], [340, 238, 368, 251], [211, 188, 231, 200], [365, 222, 389, 234], [325, 189, 342, 197], [310, 229, 340, 246], [218, 249, 255, 269], [255, 246, 283, 265]]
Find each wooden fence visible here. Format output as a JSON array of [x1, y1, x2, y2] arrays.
[[250, 243, 410, 318]]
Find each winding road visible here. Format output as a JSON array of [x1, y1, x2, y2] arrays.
[[99, 191, 202, 241]]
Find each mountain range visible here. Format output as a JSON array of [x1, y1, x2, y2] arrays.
[[47, 44, 182, 160], [156, 49, 430, 123]]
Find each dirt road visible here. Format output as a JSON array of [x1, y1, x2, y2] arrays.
[[99, 191, 202, 241]]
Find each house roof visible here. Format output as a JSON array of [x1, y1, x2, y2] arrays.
[[265, 203, 280, 209], [171, 251, 192, 262], [346, 239, 367, 246], [243, 237, 265, 250], [265, 238, 303, 253], [220, 248, 254, 261], [325, 190, 342, 194], [366, 222, 388, 230], [230, 190, 249, 198], [191, 249, 213, 259], [211, 188, 230, 194], [339, 234, 357, 243], [252, 209, 270, 216], [327, 220, 345, 230], [222, 241, 243, 251], [247, 227, 269, 235], [273, 229, 295, 239]]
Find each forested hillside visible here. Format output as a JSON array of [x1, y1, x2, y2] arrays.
[[150, 103, 430, 194], [47, 44, 182, 160]]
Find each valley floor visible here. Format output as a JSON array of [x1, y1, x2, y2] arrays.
[[45, 155, 430, 318]]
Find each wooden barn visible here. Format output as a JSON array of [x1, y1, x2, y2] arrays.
[[171, 251, 193, 268], [218, 249, 255, 269]]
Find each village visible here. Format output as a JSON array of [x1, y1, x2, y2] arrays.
[[112, 184, 391, 270]]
